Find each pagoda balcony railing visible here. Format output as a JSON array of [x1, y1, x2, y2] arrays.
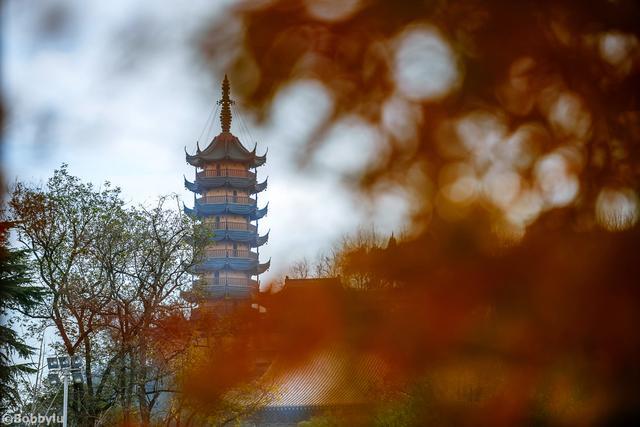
[[197, 195, 256, 205], [206, 221, 257, 232], [206, 277, 257, 287], [197, 169, 255, 179], [205, 248, 258, 259]]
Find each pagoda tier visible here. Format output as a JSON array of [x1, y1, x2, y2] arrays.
[[183, 202, 268, 220], [184, 176, 268, 194], [182, 277, 259, 301], [193, 258, 271, 275], [185, 133, 267, 168], [184, 75, 269, 300], [200, 278, 259, 299]]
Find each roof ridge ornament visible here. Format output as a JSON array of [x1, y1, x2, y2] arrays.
[[218, 74, 234, 133]]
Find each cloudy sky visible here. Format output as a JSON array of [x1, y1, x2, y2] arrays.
[[3, 0, 411, 283]]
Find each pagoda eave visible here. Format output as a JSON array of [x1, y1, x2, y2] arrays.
[[210, 231, 269, 247], [184, 177, 267, 194], [185, 132, 267, 168]]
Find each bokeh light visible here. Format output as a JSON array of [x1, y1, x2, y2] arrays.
[[546, 91, 592, 140], [393, 25, 460, 102], [596, 187, 639, 231], [304, 0, 363, 22], [598, 31, 638, 75], [535, 152, 580, 208]]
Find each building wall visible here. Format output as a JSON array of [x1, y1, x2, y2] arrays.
[[203, 214, 249, 223], [203, 161, 246, 170], [205, 188, 250, 197]]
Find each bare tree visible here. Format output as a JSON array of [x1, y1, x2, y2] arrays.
[[289, 257, 312, 279], [89, 196, 208, 425], [311, 226, 389, 288]]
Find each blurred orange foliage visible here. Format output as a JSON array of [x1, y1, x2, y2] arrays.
[[172, 0, 640, 424]]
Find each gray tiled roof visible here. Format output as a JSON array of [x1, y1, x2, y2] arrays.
[[261, 346, 389, 408]]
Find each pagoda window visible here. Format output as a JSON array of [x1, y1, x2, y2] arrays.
[[216, 164, 221, 176], [232, 190, 238, 203], [233, 242, 238, 257], [214, 271, 220, 285]]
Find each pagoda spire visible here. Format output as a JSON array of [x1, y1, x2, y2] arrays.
[[218, 74, 234, 133]]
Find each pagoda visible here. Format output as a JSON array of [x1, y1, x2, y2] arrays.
[[184, 76, 270, 299]]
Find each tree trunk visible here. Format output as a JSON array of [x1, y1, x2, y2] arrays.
[[137, 325, 151, 426]]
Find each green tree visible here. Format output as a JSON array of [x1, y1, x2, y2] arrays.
[[0, 221, 44, 412]]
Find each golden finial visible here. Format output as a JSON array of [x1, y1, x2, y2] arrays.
[[218, 74, 234, 133]]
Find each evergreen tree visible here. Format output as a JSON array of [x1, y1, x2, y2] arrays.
[[0, 221, 44, 412]]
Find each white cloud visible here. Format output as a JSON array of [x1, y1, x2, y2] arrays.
[[4, 0, 408, 284]]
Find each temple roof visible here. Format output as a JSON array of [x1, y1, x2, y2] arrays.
[[223, 344, 389, 416], [261, 347, 389, 409], [185, 133, 266, 167]]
